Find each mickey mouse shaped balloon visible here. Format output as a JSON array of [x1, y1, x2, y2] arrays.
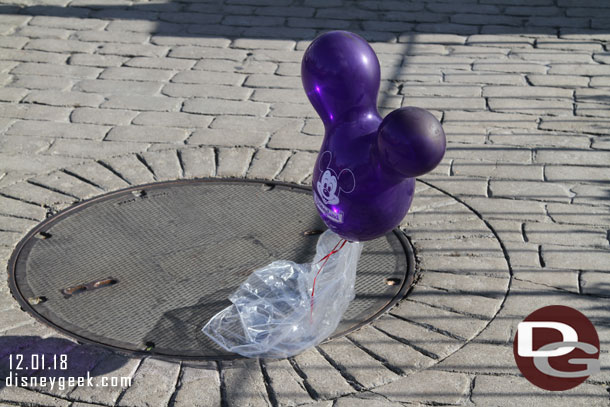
[[303, 31, 446, 241]]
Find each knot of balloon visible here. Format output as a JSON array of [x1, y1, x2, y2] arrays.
[[303, 31, 447, 242]]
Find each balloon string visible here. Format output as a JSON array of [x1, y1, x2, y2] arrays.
[[310, 238, 347, 321]]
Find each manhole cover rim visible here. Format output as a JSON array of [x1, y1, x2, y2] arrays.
[[7, 178, 416, 362]]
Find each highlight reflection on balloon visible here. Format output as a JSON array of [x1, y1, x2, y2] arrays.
[[302, 31, 446, 242]]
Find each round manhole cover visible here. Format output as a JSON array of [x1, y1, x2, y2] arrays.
[[8, 179, 415, 361]]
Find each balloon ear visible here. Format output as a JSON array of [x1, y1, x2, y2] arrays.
[[337, 169, 355, 194], [318, 151, 332, 172]]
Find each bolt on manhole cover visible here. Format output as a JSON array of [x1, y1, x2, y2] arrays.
[[8, 179, 415, 361]]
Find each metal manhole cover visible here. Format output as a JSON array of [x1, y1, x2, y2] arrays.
[[8, 179, 415, 361]]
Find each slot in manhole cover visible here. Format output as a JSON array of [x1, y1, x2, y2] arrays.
[[8, 179, 415, 361]]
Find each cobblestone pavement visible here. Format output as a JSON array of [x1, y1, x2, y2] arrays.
[[0, 0, 609, 406]]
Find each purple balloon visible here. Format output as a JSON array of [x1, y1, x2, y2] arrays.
[[302, 31, 446, 242]]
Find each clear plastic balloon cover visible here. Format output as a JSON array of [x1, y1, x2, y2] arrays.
[[202, 231, 362, 358]]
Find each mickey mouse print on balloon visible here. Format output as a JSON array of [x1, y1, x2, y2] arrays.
[[303, 31, 447, 242], [314, 151, 355, 223]]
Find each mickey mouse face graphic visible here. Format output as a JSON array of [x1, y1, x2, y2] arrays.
[[318, 169, 339, 205], [316, 151, 355, 206]]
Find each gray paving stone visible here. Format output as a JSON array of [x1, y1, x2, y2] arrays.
[[0, 385, 71, 407], [0, 194, 47, 220], [47, 139, 151, 159], [179, 148, 215, 179], [125, 56, 196, 71], [373, 315, 463, 359], [210, 116, 302, 134], [11, 62, 102, 79], [65, 161, 130, 191], [105, 125, 189, 147], [276, 151, 316, 183], [524, 222, 608, 247], [71, 107, 137, 126], [549, 63, 610, 76], [29, 16, 106, 30], [194, 58, 276, 75], [173, 364, 221, 407], [1, 181, 76, 207], [24, 39, 96, 54], [402, 96, 485, 111], [409, 284, 503, 321], [577, 102, 610, 118], [471, 374, 608, 406], [443, 110, 538, 129], [409, 219, 494, 241], [74, 30, 149, 44], [414, 235, 505, 257], [435, 342, 518, 375], [444, 72, 527, 85], [318, 336, 399, 389], [133, 111, 213, 129], [419, 270, 508, 299], [0, 230, 21, 246], [217, 147, 255, 178], [141, 150, 182, 181], [163, 83, 251, 100], [488, 130, 591, 149], [102, 95, 181, 112], [0, 134, 52, 155], [98, 43, 170, 58], [184, 98, 268, 117], [0, 213, 37, 233], [0, 307, 40, 334], [535, 149, 610, 165], [244, 74, 302, 89], [100, 155, 156, 185], [291, 348, 355, 399], [572, 183, 610, 206], [221, 359, 271, 407], [0, 49, 68, 65], [527, 73, 590, 88], [69, 54, 128, 67], [8, 74, 73, 90], [17, 25, 72, 40], [512, 49, 593, 63], [489, 180, 574, 203], [188, 128, 268, 147], [118, 357, 180, 407], [100, 66, 175, 83], [580, 271, 610, 297], [246, 149, 291, 180], [400, 84, 481, 97], [546, 202, 610, 227], [465, 196, 547, 221], [262, 358, 313, 406], [347, 325, 435, 373], [392, 300, 489, 342], [0, 87, 26, 103], [24, 90, 104, 108], [541, 244, 610, 272], [76, 79, 164, 96], [31, 171, 102, 199], [169, 46, 247, 61], [489, 98, 573, 116], [372, 369, 470, 405], [174, 71, 246, 87], [105, 20, 180, 34], [538, 37, 604, 51], [267, 129, 322, 151], [150, 36, 230, 48], [7, 120, 109, 140]]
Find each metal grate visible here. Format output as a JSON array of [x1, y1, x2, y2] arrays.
[[9, 179, 415, 361]]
